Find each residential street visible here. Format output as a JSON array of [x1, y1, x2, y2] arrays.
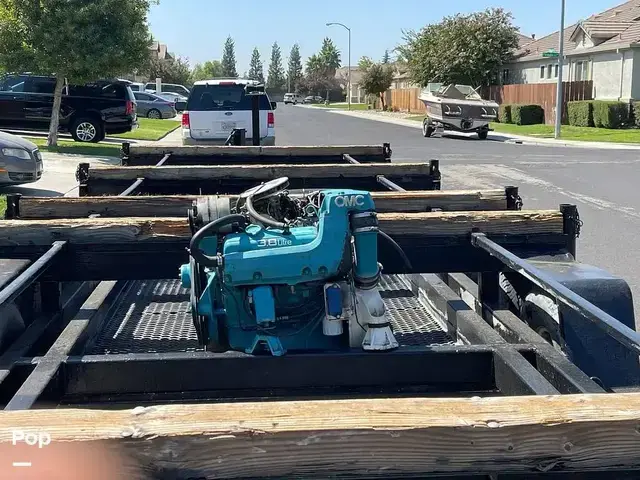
[[276, 104, 640, 314]]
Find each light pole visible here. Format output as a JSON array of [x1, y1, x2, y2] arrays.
[[554, 0, 566, 139], [326, 22, 351, 111]]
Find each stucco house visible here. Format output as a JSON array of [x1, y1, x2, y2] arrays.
[[503, 0, 640, 101], [335, 66, 366, 103]]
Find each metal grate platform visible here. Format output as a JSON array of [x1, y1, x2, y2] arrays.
[[88, 275, 453, 354]]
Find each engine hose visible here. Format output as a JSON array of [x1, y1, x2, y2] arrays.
[[189, 214, 247, 267], [379, 230, 413, 272], [245, 194, 288, 230]]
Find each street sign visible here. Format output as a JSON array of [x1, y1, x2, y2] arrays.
[[542, 49, 559, 58]]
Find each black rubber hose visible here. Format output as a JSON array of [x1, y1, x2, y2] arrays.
[[189, 214, 247, 267], [245, 194, 287, 229], [379, 230, 413, 272]]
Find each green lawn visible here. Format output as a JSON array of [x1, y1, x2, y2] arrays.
[[23, 119, 180, 157], [407, 116, 640, 143], [0, 196, 5, 218], [113, 118, 180, 141], [315, 103, 371, 111], [28, 138, 121, 157], [490, 123, 640, 144]]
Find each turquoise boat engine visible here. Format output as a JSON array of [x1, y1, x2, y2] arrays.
[[179, 177, 399, 356]]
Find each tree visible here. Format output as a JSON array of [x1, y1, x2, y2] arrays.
[[247, 47, 264, 83], [191, 60, 224, 83], [398, 8, 518, 87], [0, 0, 153, 146], [318, 37, 341, 77], [360, 63, 394, 110], [221, 36, 238, 78], [287, 43, 303, 92], [300, 53, 339, 98], [382, 50, 391, 64], [146, 56, 191, 86], [266, 42, 286, 93], [358, 56, 374, 72]]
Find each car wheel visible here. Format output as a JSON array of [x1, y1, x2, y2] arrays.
[[478, 130, 488, 140], [71, 117, 102, 143], [147, 109, 161, 119], [422, 118, 434, 137]]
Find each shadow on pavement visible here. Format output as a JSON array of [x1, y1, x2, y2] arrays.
[[0, 186, 64, 197], [437, 132, 514, 143]]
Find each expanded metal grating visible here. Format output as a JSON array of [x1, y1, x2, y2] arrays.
[[379, 275, 454, 346], [88, 275, 453, 354], [88, 279, 199, 354]]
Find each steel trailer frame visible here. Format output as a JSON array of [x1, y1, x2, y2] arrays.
[[0, 143, 639, 479]]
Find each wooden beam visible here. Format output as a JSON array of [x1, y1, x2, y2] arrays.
[[89, 163, 431, 181], [0, 210, 563, 245], [1, 394, 640, 478], [127, 144, 387, 157], [17, 190, 509, 219]]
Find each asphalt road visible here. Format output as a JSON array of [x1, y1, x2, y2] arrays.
[[277, 104, 640, 315]]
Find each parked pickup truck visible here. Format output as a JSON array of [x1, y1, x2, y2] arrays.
[[0, 74, 137, 142]]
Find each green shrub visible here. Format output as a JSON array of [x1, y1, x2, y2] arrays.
[[567, 101, 593, 127], [498, 104, 512, 123], [512, 104, 544, 125], [633, 102, 640, 128], [592, 101, 628, 129]]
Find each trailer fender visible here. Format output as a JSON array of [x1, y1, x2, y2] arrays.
[[505, 258, 640, 389], [0, 302, 25, 354]]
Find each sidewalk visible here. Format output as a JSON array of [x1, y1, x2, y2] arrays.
[[313, 106, 640, 150]]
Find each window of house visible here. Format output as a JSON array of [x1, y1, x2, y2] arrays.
[[575, 61, 589, 81], [554, 64, 559, 78], [547, 64, 552, 79], [540, 65, 545, 79], [502, 69, 510, 84]]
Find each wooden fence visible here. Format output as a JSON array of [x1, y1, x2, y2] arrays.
[[387, 88, 426, 114], [386, 81, 593, 124], [482, 81, 593, 124]]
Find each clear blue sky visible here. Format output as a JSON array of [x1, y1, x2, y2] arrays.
[[148, 0, 624, 73]]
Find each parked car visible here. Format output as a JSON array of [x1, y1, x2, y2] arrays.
[[133, 91, 177, 119], [303, 96, 315, 104], [156, 92, 188, 112], [0, 131, 43, 185], [283, 93, 303, 105], [182, 79, 276, 146], [145, 82, 190, 97], [0, 74, 137, 142], [314, 96, 324, 103], [118, 79, 146, 92]]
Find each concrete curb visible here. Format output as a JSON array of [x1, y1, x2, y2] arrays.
[[309, 106, 640, 150]]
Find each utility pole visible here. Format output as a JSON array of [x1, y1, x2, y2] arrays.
[[326, 22, 351, 111], [555, 0, 566, 139]]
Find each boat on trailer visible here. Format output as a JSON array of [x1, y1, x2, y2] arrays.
[[419, 83, 499, 140]]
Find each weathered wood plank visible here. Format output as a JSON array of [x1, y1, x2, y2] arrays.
[[127, 145, 387, 157], [1, 394, 640, 478], [0, 210, 563, 245], [89, 163, 431, 181], [17, 190, 508, 219]]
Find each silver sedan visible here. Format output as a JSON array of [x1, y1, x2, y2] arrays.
[[132, 91, 178, 119], [0, 132, 43, 185]]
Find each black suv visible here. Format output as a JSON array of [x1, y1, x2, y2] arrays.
[[0, 74, 137, 142]]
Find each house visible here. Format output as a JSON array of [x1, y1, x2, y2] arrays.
[[503, 0, 640, 101], [335, 66, 366, 103], [122, 40, 174, 83]]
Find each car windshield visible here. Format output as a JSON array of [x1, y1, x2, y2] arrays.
[[187, 84, 271, 111]]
